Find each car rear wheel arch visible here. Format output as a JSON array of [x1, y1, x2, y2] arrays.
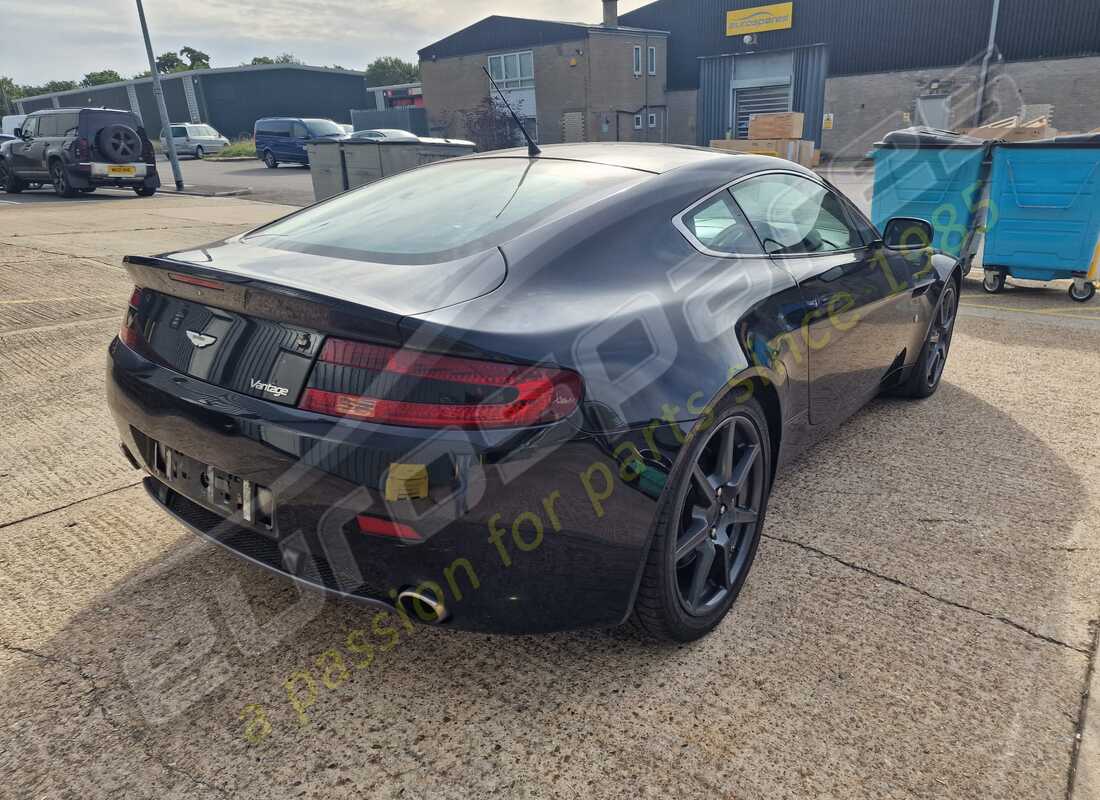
[[704, 370, 783, 486], [629, 393, 775, 641]]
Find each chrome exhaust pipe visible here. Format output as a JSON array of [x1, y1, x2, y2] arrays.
[[397, 588, 450, 625]]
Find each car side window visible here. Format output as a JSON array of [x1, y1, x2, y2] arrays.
[[731, 173, 863, 256], [680, 191, 762, 256], [36, 115, 57, 137], [57, 113, 79, 136], [171, 126, 187, 137], [291, 122, 308, 139]]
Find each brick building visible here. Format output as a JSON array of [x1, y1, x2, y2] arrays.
[[419, 5, 669, 145]]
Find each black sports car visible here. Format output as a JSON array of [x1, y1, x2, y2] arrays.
[[107, 143, 959, 641]]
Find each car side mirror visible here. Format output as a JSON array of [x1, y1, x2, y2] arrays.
[[883, 217, 934, 250], [13, 127, 22, 138]]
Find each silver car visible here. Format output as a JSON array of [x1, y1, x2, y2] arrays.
[[160, 123, 230, 159]]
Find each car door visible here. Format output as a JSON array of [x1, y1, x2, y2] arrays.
[[731, 172, 914, 428], [289, 121, 309, 163], [11, 114, 43, 176], [170, 125, 189, 154], [270, 120, 292, 161]]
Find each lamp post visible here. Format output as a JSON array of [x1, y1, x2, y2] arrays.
[[136, 0, 184, 190]]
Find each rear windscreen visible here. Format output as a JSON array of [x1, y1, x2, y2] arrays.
[[244, 157, 647, 264]]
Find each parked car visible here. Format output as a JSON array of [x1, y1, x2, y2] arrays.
[[107, 143, 960, 641], [340, 124, 353, 135], [348, 128, 420, 141], [253, 117, 346, 168], [160, 123, 230, 159], [0, 107, 160, 197]]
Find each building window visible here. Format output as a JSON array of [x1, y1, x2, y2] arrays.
[[488, 51, 535, 90], [647, 46, 657, 75], [634, 114, 643, 130], [648, 112, 657, 128], [633, 46, 642, 76]]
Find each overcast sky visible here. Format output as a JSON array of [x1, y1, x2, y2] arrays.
[[1, 0, 652, 85]]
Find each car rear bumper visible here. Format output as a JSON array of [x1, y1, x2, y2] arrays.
[[67, 162, 160, 189], [106, 338, 669, 633]]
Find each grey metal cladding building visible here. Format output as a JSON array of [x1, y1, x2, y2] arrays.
[[15, 64, 376, 139], [617, 0, 1100, 155], [621, 0, 1100, 88]]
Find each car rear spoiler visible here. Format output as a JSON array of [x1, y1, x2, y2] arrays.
[[122, 254, 406, 346]]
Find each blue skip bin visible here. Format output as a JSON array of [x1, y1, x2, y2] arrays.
[[872, 128, 991, 261], [982, 133, 1100, 302]]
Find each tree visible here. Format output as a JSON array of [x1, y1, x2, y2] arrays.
[[82, 70, 123, 87], [364, 56, 419, 87], [462, 98, 521, 152], [156, 51, 185, 74], [179, 46, 211, 70], [248, 56, 275, 65], [273, 53, 301, 64], [0, 76, 18, 114], [16, 79, 78, 97]]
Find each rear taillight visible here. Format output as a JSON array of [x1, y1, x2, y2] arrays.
[[75, 137, 91, 161], [119, 287, 142, 348], [299, 338, 583, 429], [356, 515, 421, 542]]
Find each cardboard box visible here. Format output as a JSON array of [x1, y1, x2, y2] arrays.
[[967, 125, 1055, 142], [709, 138, 815, 166], [747, 112, 804, 140]]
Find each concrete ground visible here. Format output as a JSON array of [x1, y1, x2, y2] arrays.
[[1, 188, 1099, 800], [155, 155, 315, 206]]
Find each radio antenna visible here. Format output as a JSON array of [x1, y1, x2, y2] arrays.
[[482, 66, 541, 157]]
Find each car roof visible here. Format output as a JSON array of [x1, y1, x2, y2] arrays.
[[31, 107, 132, 115], [467, 142, 804, 176]]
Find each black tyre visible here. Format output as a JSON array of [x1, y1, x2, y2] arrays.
[[982, 270, 1006, 294], [49, 160, 77, 198], [1069, 282, 1096, 303], [194, 145, 205, 160], [900, 280, 958, 399], [96, 124, 142, 164], [263, 150, 278, 168], [0, 159, 25, 193], [632, 398, 772, 642], [134, 186, 157, 197], [79, 187, 96, 194]]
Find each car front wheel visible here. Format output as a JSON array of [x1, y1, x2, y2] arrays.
[[0, 160, 25, 193], [263, 151, 278, 168], [194, 146, 204, 160], [632, 398, 772, 642], [900, 280, 958, 399], [50, 160, 76, 197]]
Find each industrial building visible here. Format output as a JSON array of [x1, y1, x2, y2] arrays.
[[422, 0, 1100, 157], [419, 10, 670, 145], [12, 64, 415, 140]]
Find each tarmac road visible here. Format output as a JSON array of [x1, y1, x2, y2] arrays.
[[0, 189, 1099, 800]]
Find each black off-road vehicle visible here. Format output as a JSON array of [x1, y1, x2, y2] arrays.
[[0, 107, 161, 197]]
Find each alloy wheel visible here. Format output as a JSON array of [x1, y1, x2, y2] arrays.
[[925, 284, 957, 389], [674, 414, 765, 616]]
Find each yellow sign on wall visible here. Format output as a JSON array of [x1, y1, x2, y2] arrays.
[[726, 2, 794, 36]]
